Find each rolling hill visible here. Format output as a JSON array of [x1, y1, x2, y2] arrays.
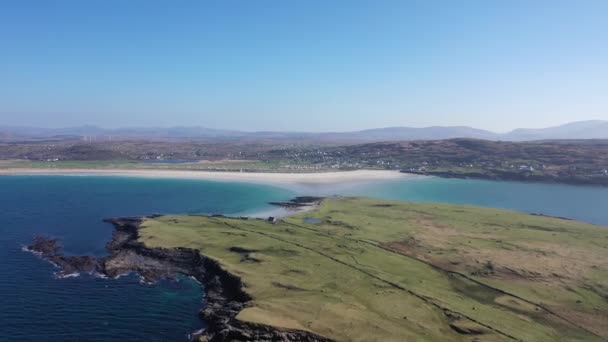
[[1, 120, 607, 142]]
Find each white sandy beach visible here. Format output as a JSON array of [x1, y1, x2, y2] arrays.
[[0, 168, 417, 187]]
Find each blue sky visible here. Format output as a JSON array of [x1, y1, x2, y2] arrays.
[[1, 0, 607, 132]]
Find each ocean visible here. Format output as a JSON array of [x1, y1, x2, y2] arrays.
[[0, 175, 606, 341], [0, 176, 294, 341]]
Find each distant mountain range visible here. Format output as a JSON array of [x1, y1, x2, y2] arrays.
[[1, 120, 607, 142]]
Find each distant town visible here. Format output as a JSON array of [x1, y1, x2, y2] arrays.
[[1, 136, 607, 186]]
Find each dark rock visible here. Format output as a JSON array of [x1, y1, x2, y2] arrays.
[[269, 197, 324, 210], [449, 322, 485, 335], [29, 216, 331, 341], [27, 236, 101, 275]]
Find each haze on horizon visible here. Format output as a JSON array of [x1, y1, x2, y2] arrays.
[[1, 0, 607, 132]]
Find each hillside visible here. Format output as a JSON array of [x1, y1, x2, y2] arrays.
[[505, 121, 608, 140], [134, 198, 607, 341], [2, 120, 608, 142], [318, 139, 608, 185], [2, 138, 608, 185]]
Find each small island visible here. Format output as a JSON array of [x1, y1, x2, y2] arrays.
[[30, 198, 608, 341]]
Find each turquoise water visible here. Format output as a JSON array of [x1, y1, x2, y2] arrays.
[[346, 177, 608, 225], [1, 175, 606, 341]]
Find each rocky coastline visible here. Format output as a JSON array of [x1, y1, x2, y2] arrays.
[[27, 215, 331, 342]]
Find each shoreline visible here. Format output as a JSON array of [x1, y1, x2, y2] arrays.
[[24, 197, 608, 340], [0, 166, 605, 188], [26, 211, 332, 342], [0, 168, 418, 187], [408, 170, 608, 187]]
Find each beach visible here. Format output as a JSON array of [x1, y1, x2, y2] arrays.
[[0, 168, 416, 187]]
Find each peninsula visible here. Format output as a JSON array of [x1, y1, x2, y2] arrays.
[[29, 197, 608, 341]]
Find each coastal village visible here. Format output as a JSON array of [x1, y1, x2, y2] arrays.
[[2, 138, 608, 185]]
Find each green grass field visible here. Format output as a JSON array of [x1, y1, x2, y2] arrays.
[[138, 198, 608, 341]]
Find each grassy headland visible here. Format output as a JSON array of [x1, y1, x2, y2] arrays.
[[137, 198, 608, 341]]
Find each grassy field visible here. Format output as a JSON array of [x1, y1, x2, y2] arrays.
[[138, 198, 607, 341]]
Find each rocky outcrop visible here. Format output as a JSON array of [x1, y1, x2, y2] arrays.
[[268, 196, 324, 210], [27, 236, 99, 275], [28, 216, 331, 342]]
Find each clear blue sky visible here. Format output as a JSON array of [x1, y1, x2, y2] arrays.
[[1, 0, 607, 132]]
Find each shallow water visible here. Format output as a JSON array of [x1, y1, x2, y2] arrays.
[[1, 175, 606, 341], [303, 217, 322, 224], [344, 177, 608, 225]]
